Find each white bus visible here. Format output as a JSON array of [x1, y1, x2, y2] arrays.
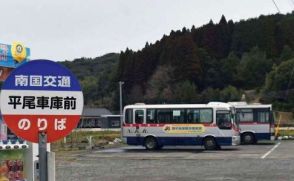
[[122, 102, 240, 150], [228, 102, 275, 144]]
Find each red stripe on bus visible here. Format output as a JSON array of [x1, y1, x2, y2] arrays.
[[123, 123, 217, 127]]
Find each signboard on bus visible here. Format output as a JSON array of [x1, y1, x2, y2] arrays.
[[163, 124, 205, 134], [0, 59, 84, 143]]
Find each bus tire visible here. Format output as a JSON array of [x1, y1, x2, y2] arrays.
[[144, 136, 158, 150], [203, 137, 217, 150], [241, 132, 255, 145]]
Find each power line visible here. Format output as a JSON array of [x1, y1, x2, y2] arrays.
[[272, 0, 281, 13]]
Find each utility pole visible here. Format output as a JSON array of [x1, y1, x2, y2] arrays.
[[119, 81, 124, 135], [119, 81, 124, 117]]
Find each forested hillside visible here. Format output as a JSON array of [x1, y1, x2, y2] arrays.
[[63, 12, 294, 112], [61, 53, 119, 107], [114, 12, 294, 111]]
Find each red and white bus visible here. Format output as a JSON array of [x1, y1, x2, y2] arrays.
[[122, 102, 240, 150], [228, 102, 275, 144]]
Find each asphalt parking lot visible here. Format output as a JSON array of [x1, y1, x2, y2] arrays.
[[56, 140, 294, 181]]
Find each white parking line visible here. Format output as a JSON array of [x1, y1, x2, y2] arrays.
[[261, 142, 281, 159]]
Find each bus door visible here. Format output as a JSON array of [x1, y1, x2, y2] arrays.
[[133, 109, 145, 142]]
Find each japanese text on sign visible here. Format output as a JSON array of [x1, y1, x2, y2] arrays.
[[8, 96, 76, 110], [15, 75, 71, 87], [18, 118, 67, 131]]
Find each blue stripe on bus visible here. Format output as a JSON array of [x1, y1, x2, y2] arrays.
[[255, 133, 271, 140], [126, 136, 232, 146]]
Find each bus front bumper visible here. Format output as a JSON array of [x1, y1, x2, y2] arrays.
[[232, 135, 241, 146]]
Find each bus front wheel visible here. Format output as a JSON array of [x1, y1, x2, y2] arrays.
[[144, 136, 158, 150], [242, 133, 255, 144], [203, 137, 217, 150]]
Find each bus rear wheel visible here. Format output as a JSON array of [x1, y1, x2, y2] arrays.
[[144, 136, 158, 150], [242, 133, 255, 144], [204, 137, 217, 150]]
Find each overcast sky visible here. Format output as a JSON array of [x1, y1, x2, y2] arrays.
[[0, 0, 293, 61]]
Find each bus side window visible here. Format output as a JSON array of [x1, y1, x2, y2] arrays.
[[187, 109, 200, 123], [257, 111, 269, 123], [135, 110, 144, 124], [172, 109, 185, 123], [238, 109, 253, 122], [125, 109, 133, 124], [157, 109, 172, 123], [147, 109, 157, 123], [199, 109, 213, 123]]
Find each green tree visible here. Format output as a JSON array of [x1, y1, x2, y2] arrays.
[[128, 85, 145, 104], [160, 35, 202, 83], [264, 58, 294, 91], [200, 87, 220, 103], [173, 80, 198, 103], [221, 52, 240, 86], [219, 85, 241, 102], [278, 45, 294, 64], [145, 65, 174, 103], [263, 58, 294, 111], [237, 47, 273, 88], [80, 76, 99, 106]]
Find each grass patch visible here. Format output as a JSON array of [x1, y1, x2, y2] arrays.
[[52, 130, 121, 152]]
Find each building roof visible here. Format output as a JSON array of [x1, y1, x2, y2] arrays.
[[82, 108, 112, 117]]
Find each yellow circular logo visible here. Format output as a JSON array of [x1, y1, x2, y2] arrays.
[[11, 42, 27, 63]]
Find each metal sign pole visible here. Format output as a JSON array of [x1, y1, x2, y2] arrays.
[[119, 81, 124, 140], [39, 132, 48, 181]]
